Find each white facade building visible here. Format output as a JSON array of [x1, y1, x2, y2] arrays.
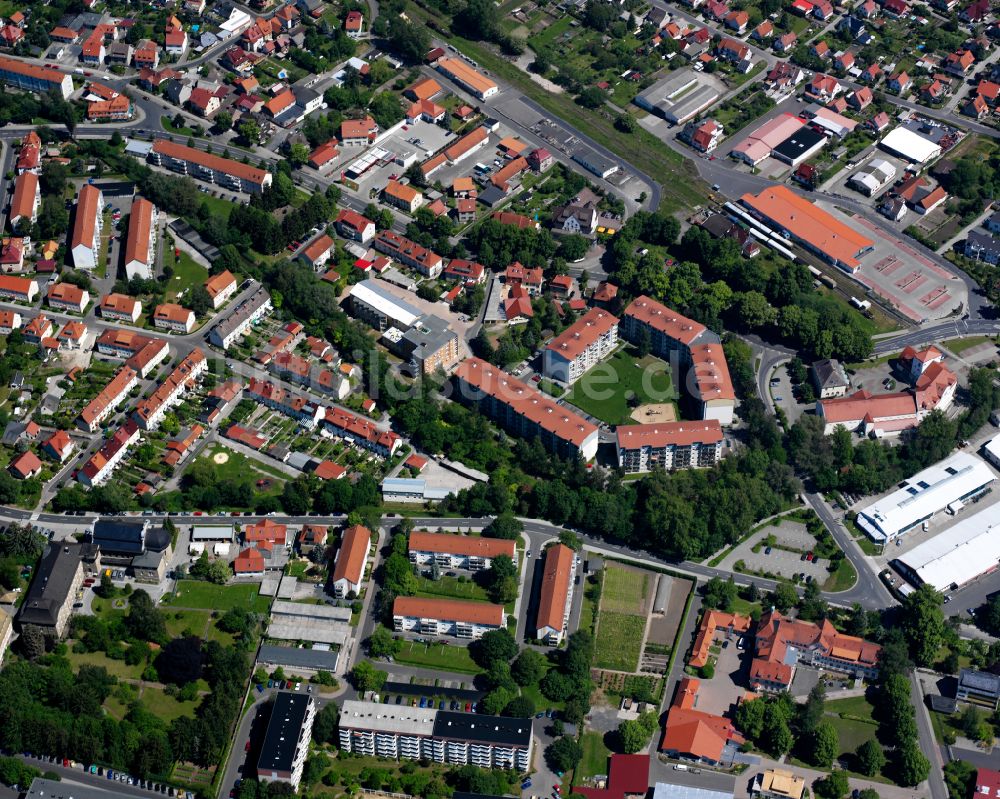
[[542, 308, 619, 384], [338, 700, 532, 772], [856, 451, 996, 541]]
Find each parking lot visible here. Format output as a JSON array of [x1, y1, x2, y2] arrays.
[[693, 640, 750, 717], [717, 519, 830, 583], [817, 201, 967, 322]]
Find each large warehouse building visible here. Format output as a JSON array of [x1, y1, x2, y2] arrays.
[[893, 505, 1000, 592], [879, 126, 942, 165], [855, 451, 996, 542], [634, 72, 721, 125], [740, 186, 874, 272]]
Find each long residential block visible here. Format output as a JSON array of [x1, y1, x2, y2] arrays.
[[0, 275, 38, 303], [0, 57, 73, 99], [149, 139, 273, 194], [615, 420, 724, 473], [9, 171, 40, 229], [71, 184, 104, 270], [124, 197, 158, 280], [373, 230, 443, 278], [78, 419, 141, 486], [453, 357, 599, 461], [209, 286, 272, 348], [321, 406, 401, 458], [77, 367, 139, 432], [535, 543, 575, 645], [408, 530, 516, 570], [338, 699, 532, 771], [95, 329, 169, 377], [393, 596, 505, 639], [257, 692, 316, 791], [133, 348, 207, 430]]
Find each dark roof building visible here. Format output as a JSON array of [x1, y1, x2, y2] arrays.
[[18, 542, 100, 637], [257, 692, 316, 790], [957, 668, 1000, 709], [89, 519, 148, 556]]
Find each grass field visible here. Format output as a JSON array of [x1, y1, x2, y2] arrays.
[[198, 193, 236, 221], [575, 731, 612, 782], [413, 574, 492, 603], [166, 251, 208, 304], [823, 558, 858, 593], [566, 349, 675, 425], [825, 695, 879, 755], [139, 686, 201, 723], [601, 565, 648, 614], [164, 580, 272, 613], [944, 336, 996, 355], [593, 611, 646, 672], [393, 641, 480, 674], [68, 650, 145, 680]]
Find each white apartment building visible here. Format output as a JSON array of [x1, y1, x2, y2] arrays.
[[408, 530, 516, 571], [339, 700, 532, 772], [124, 197, 158, 280], [70, 184, 104, 270], [542, 308, 619, 384], [393, 596, 505, 639], [256, 692, 316, 791], [615, 420, 724, 473], [208, 286, 272, 349]]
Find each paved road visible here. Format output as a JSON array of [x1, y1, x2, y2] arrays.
[[911, 671, 948, 799], [804, 491, 893, 608], [3, 509, 889, 610]]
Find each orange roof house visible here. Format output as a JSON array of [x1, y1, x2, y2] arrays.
[[332, 524, 371, 595], [9, 450, 42, 480], [234, 547, 265, 574], [660, 678, 744, 764], [244, 518, 288, 546], [407, 77, 442, 101], [535, 544, 574, 643], [689, 611, 752, 668]]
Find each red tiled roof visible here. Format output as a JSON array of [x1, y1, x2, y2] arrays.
[[332, 524, 370, 584]]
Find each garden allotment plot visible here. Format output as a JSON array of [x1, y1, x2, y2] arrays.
[[593, 564, 651, 672]]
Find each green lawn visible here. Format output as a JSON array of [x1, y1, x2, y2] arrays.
[[825, 695, 879, 754], [164, 608, 212, 638], [393, 641, 480, 674], [163, 580, 272, 613], [139, 686, 201, 723], [198, 193, 236, 221], [823, 558, 858, 593], [68, 650, 145, 680], [601, 564, 648, 614], [944, 336, 996, 355], [565, 348, 675, 425], [166, 251, 208, 304], [161, 114, 199, 137], [413, 574, 492, 603], [205, 444, 289, 482], [593, 611, 646, 672], [575, 731, 612, 782]]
